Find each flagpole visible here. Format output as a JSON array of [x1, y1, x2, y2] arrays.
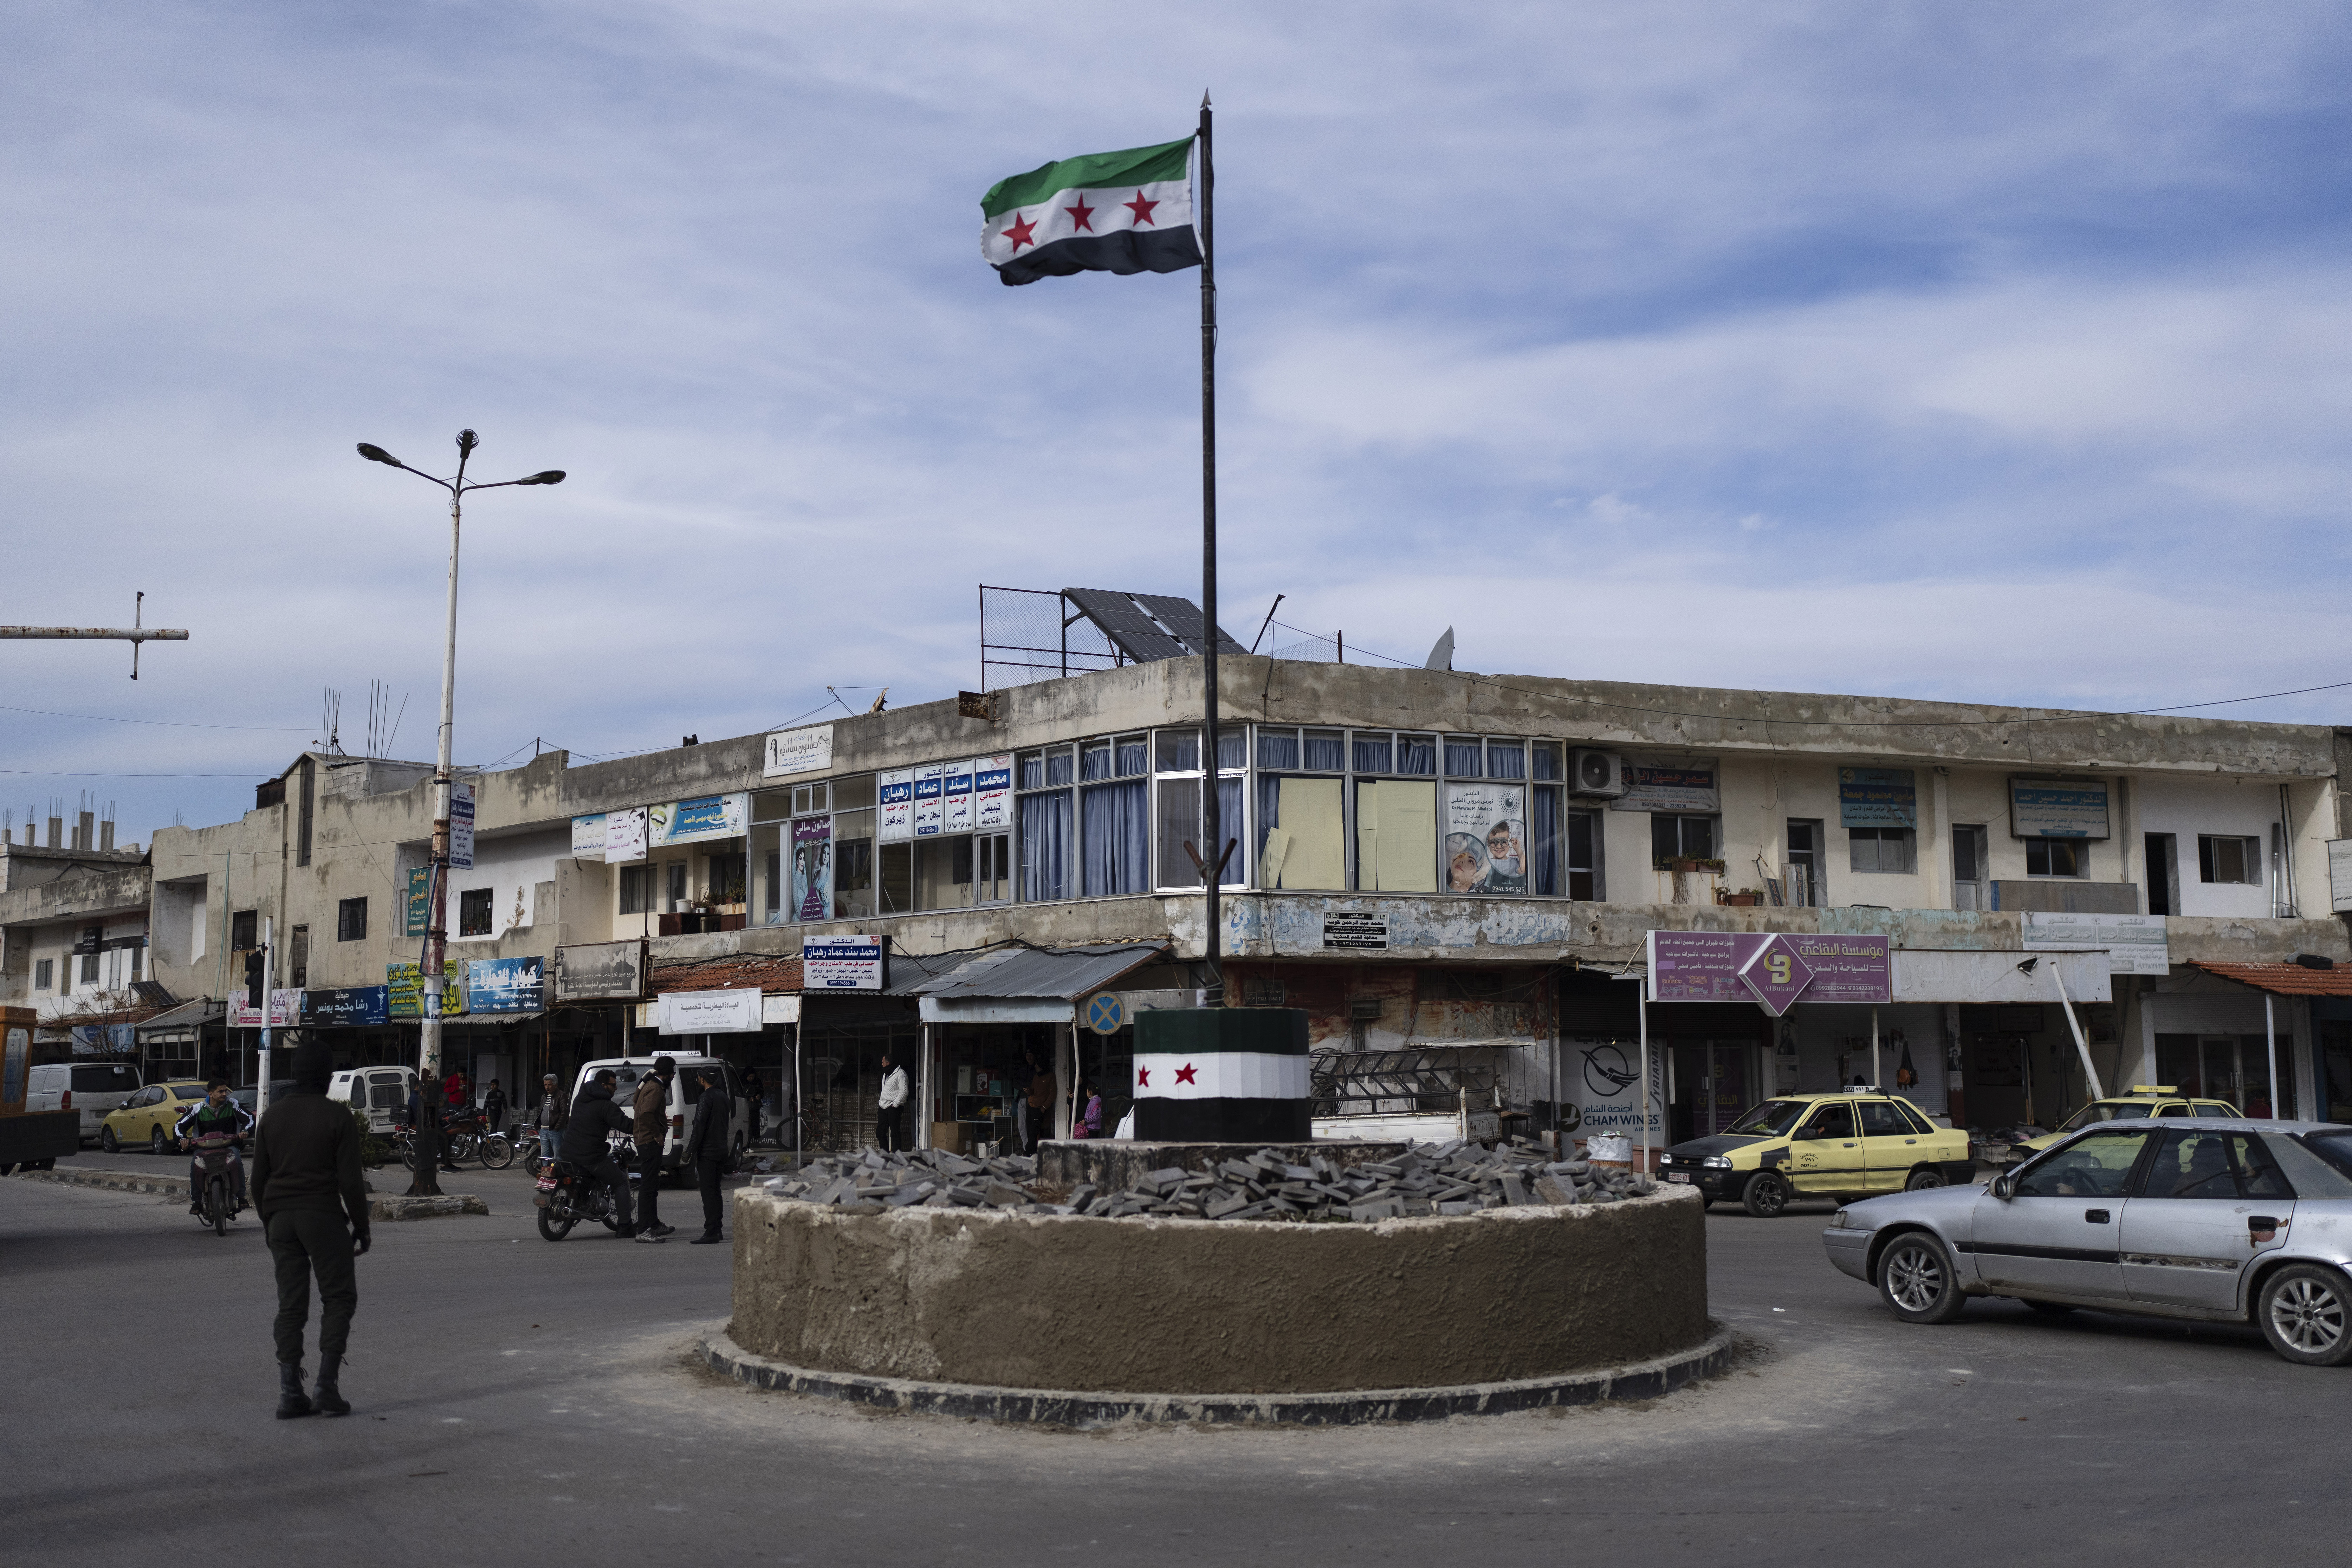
[[1198, 92, 1223, 1008]]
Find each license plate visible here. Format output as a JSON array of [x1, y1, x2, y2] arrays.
[[1666, 1171, 1691, 1183], [535, 1178, 557, 1190]]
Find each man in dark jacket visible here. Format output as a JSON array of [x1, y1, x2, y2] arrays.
[[559, 1070, 640, 1237], [480, 1078, 508, 1135], [686, 1067, 731, 1244], [250, 1042, 371, 1419], [631, 1057, 677, 1240]]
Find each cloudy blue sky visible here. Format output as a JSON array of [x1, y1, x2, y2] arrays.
[[7, 2, 2352, 843]]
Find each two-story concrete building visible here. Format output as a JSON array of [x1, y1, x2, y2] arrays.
[[127, 652, 2352, 1158], [0, 809, 153, 1050]]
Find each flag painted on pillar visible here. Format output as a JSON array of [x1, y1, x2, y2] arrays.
[[980, 137, 1200, 287]]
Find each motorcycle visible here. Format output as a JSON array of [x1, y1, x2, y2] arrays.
[[188, 1132, 244, 1236], [533, 1133, 636, 1241]]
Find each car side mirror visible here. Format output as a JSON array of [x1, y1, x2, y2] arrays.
[[1991, 1174, 2016, 1200]]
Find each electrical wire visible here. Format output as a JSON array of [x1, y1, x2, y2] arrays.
[[0, 703, 312, 732]]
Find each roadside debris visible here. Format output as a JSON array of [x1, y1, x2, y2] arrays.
[[760, 1138, 1659, 1222]]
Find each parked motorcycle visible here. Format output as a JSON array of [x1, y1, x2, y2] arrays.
[[189, 1131, 243, 1236]]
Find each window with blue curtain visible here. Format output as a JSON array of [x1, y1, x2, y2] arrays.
[[1398, 733, 1437, 775], [1444, 737, 1484, 777], [1531, 784, 1562, 895], [1303, 729, 1345, 771], [1258, 728, 1300, 770], [1488, 741, 1525, 780], [1352, 732, 1393, 774], [1082, 780, 1149, 895], [1217, 775, 1245, 884], [1217, 728, 1246, 770], [1018, 789, 1072, 901]]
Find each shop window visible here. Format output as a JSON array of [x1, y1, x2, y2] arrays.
[[2025, 838, 2088, 877], [34, 959, 51, 990], [975, 833, 1010, 904], [337, 897, 368, 941], [833, 809, 875, 919], [1782, 819, 1823, 906], [1530, 784, 1563, 895], [1259, 775, 1345, 889], [1652, 814, 1716, 864], [1848, 827, 1916, 875], [915, 837, 971, 910], [876, 842, 913, 914], [707, 851, 747, 905], [1355, 780, 1437, 891], [459, 888, 492, 937], [2198, 834, 2260, 885], [1567, 809, 1602, 901], [619, 864, 653, 916]]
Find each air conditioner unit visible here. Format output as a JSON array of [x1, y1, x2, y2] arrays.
[[1569, 749, 1627, 797]]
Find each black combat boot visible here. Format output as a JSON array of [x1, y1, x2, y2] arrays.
[[313, 1355, 350, 1417], [277, 1361, 314, 1419]]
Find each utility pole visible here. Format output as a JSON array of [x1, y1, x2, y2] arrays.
[[356, 432, 564, 1197]]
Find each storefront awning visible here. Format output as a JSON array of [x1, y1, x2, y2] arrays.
[[2184, 960, 2352, 997], [915, 941, 1169, 1024], [135, 999, 225, 1043]]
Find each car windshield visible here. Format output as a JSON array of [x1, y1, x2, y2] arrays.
[[2058, 1101, 2157, 1133], [1724, 1100, 1808, 1137]]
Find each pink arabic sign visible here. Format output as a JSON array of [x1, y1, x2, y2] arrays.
[[1648, 930, 1890, 1009]]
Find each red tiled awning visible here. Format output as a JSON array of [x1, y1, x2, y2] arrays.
[[2185, 960, 2352, 997], [646, 953, 802, 995]]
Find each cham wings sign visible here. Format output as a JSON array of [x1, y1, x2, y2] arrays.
[[1649, 931, 1892, 1016]]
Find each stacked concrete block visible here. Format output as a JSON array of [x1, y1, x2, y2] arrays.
[[762, 1137, 1656, 1223]]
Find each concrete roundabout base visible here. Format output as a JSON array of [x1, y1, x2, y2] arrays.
[[696, 1323, 1739, 1427]]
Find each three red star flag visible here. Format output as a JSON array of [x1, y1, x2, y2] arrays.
[[981, 136, 1200, 287]]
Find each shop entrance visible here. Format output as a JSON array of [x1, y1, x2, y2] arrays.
[[1668, 1042, 1757, 1142], [2157, 1033, 2295, 1118]]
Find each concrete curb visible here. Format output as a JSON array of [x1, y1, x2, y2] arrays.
[[695, 1323, 1738, 1427], [13, 1166, 483, 1220], [371, 1194, 489, 1220]]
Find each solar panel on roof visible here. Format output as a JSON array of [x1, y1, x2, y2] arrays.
[[1131, 593, 1248, 656], [1062, 587, 1190, 663]]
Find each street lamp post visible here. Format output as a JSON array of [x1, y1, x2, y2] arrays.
[[358, 431, 564, 1197]]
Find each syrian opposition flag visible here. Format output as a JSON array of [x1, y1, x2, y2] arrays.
[[1130, 1007, 1310, 1144], [980, 136, 1200, 287]]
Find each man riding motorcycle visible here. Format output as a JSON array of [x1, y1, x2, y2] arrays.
[[177, 1078, 255, 1218], [557, 1069, 642, 1239]]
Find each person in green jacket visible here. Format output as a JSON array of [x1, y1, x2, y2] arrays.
[[250, 1042, 371, 1418]]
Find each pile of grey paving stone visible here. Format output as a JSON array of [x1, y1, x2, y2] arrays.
[[762, 1136, 1657, 1222]]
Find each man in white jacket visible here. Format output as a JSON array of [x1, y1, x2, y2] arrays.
[[876, 1052, 910, 1153]]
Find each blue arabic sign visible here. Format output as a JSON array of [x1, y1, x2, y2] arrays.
[[1839, 767, 1917, 828], [464, 955, 544, 1015], [303, 986, 390, 1028]]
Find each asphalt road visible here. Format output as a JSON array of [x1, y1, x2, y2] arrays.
[[5, 1160, 2339, 1567]]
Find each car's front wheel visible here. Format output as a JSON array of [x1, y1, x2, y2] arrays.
[[2257, 1264, 2352, 1367], [99, 1127, 119, 1154], [1905, 1168, 1946, 1191], [1878, 1233, 1968, 1324], [1742, 1172, 1790, 1218]]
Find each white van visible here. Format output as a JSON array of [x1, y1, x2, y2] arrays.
[[570, 1056, 749, 1180], [330, 1065, 419, 1133], [27, 1061, 143, 1144]]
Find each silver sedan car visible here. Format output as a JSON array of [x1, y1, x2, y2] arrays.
[[1822, 1117, 2352, 1366]]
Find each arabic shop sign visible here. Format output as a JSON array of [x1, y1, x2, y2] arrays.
[[1649, 930, 1891, 1011]]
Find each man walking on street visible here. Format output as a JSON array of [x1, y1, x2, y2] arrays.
[[535, 1072, 566, 1164], [481, 1077, 508, 1136], [250, 1042, 370, 1419], [741, 1065, 765, 1146], [687, 1067, 731, 1244], [633, 1057, 677, 1239], [559, 1068, 640, 1238], [876, 1051, 909, 1153]]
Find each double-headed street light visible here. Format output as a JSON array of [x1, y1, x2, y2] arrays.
[[359, 430, 564, 1198]]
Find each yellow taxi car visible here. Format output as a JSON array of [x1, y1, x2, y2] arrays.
[[97, 1081, 214, 1155], [2009, 1085, 2243, 1156], [1655, 1090, 1976, 1217]]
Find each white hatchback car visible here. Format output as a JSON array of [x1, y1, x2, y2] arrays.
[[27, 1061, 143, 1144]]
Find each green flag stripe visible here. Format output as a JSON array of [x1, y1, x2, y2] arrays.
[[983, 136, 1192, 218]]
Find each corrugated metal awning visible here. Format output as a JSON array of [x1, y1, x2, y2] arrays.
[[916, 941, 1167, 1002]]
